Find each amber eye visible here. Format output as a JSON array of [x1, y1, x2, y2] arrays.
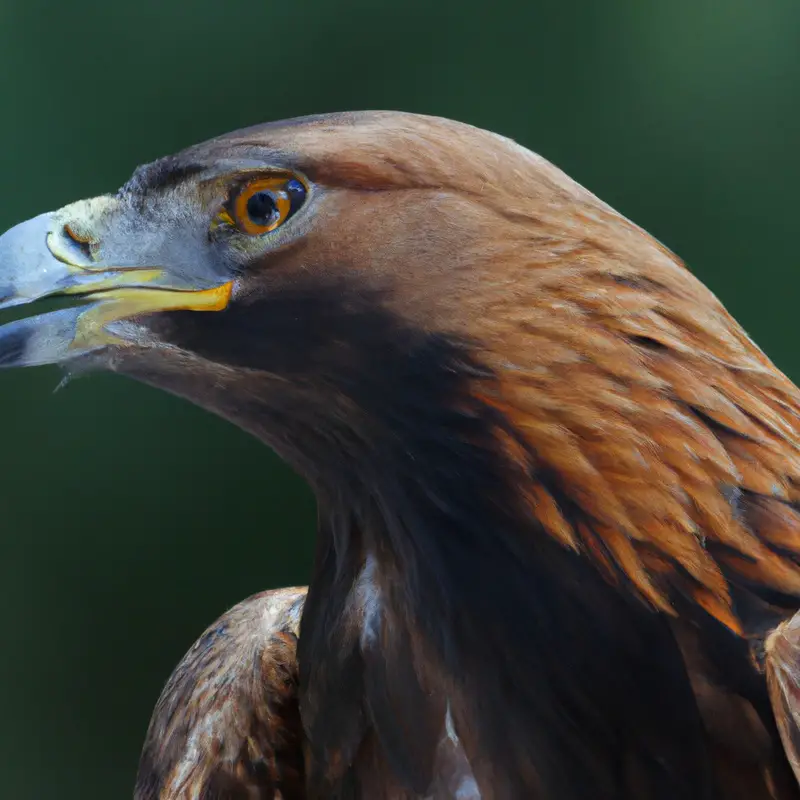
[[228, 175, 307, 236]]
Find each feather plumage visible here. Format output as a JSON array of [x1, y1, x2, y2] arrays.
[[4, 112, 800, 797], [135, 588, 307, 799]]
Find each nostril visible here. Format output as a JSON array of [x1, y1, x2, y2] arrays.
[[63, 223, 96, 261]]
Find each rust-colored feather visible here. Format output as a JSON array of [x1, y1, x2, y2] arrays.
[[461, 217, 800, 629]]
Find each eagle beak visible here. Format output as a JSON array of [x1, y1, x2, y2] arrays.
[[0, 206, 232, 368]]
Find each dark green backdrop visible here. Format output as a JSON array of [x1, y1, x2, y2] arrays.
[[1, 1, 799, 796]]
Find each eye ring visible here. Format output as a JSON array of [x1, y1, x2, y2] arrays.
[[227, 174, 307, 236]]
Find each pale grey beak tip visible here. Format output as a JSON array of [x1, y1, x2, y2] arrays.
[[0, 307, 90, 369]]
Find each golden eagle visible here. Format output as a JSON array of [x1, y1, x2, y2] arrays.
[[1, 112, 800, 799]]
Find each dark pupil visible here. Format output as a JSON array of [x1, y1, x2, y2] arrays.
[[246, 191, 277, 225]]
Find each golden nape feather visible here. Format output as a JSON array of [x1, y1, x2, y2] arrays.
[[5, 111, 800, 797], [471, 229, 800, 630], [134, 589, 307, 800]]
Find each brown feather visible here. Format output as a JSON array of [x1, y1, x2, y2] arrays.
[[459, 217, 800, 624], [134, 588, 307, 800], [767, 615, 800, 788]]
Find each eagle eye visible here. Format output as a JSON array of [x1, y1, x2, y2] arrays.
[[221, 174, 307, 237]]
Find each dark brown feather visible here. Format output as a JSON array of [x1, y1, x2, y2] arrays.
[[767, 613, 800, 788], [134, 588, 307, 800]]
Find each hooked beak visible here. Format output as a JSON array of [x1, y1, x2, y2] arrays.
[[0, 204, 232, 368]]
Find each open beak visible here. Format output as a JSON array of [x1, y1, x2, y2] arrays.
[[0, 203, 232, 368]]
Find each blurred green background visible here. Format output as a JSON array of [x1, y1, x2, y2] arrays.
[[1, 0, 799, 796]]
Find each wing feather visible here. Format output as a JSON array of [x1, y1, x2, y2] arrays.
[[134, 587, 307, 800]]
